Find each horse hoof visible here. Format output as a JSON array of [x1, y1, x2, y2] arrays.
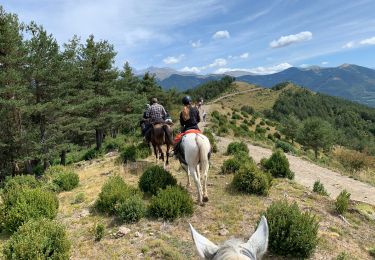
[[203, 196, 209, 202]]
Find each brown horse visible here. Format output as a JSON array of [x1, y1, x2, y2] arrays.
[[150, 122, 174, 166]]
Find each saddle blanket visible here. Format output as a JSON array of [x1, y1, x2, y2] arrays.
[[174, 129, 201, 144]]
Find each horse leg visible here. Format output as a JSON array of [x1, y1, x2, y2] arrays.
[[189, 165, 203, 206], [153, 144, 158, 163], [200, 159, 210, 202], [166, 143, 170, 166], [182, 164, 191, 188]]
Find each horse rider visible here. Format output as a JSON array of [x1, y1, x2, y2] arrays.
[[143, 98, 167, 142], [173, 96, 201, 162], [140, 103, 150, 138]]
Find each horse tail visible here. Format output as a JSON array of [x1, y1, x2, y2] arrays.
[[163, 124, 174, 145], [196, 134, 210, 175]]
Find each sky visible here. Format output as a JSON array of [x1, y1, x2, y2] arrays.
[[3, 0, 375, 74]]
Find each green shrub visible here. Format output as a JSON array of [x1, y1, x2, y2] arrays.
[[95, 176, 139, 214], [53, 171, 79, 191], [241, 111, 249, 118], [139, 166, 177, 195], [232, 161, 272, 195], [273, 132, 281, 139], [267, 133, 275, 141], [255, 125, 266, 134], [45, 165, 68, 175], [203, 129, 218, 153], [226, 141, 249, 155], [264, 200, 319, 258], [2, 175, 41, 195], [2, 188, 59, 233], [260, 121, 266, 126], [335, 190, 351, 215], [116, 194, 146, 223], [120, 145, 137, 163], [148, 186, 194, 221], [241, 105, 254, 114], [217, 125, 229, 136], [82, 148, 104, 160], [275, 140, 296, 154], [313, 180, 329, 196], [263, 150, 294, 179], [136, 142, 152, 159], [3, 219, 71, 259], [95, 223, 105, 241], [369, 248, 375, 258], [72, 192, 85, 204], [231, 113, 242, 120], [221, 158, 241, 174], [240, 123, 249, 132], [211, 110, 221, 119], [104, 136, 126, 152]]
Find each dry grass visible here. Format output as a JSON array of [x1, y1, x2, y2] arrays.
[[15, 148, 370, 259]]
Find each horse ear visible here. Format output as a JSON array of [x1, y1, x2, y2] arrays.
[[245, 216, 269, 259], [189, 224, 219, 259]]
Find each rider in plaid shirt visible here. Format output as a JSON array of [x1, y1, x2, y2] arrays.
[[143, 98, 167, 142], [146, 98, 167, 123]]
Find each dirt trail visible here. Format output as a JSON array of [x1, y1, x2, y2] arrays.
[[201, 93, 375, 206], [207, 88, 262, 104]]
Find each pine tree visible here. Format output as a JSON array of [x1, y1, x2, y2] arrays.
[[0, 7, 30, 178]]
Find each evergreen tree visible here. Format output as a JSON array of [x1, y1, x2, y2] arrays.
[[297, 118, 335, 158], [281, 114, 300, 144], [0, 7, 30, 178]]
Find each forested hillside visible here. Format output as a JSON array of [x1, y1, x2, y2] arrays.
[[0, 7, 180, 179], [269, 87, 375, 154]]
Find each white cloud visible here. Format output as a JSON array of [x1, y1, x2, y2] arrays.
[[163, 54, 184, 64], [343, 41, 355, 49], [191, 40, 202, 48], [270, 31, 312, 48], [360, 36, 375, 45], [240, 52, 249, 59], [214, 63, 292, 75], [180, 66, 201, 73], [300, 64, 310, 68], [208, 58, 227, 67], [212, 30, 230, 39], [321, 61, 329, 65]]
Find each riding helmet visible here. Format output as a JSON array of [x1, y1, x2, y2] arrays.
[[182, 96, 192, 105]]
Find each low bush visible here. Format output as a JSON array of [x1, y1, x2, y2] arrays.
[[148, 186, 194, 221], [139, 166, 177, 195], [231, 161, 272, 195], [313, 180, 329, 196], [275, 140, 296, 154], [72, 192, 85, 204], [2, 175, 41, 194], [336, 252, 351, 260], [262, 150, 294, 179], [260, 120, 266, 126], [221, 158, 241, 174], [255, 125, 266, 134], [241, 105, 254, 114], [369, 248, 375, 258], [240, 123, 249, 132], [264, 200, 319, 258], [241, 111, 249, 118], [334, 148, 374, 173], [104, 136, 126, 152], [45, 165, 68, 175], [273, 132, 281, 139], [335, 190, 351, 215], [53, 171, 79, 191], [3, 219, 71, 259], [136, 142, 152, 159], [226, 141, 249, 155], [231, 113, 242, 120], [82, 148, 104, 161], [267, 134, 275, 141], [203, 129, 218, 153], [120, 145, 137, 163], [95, 223, 105, 241], [95, 176, 139, 214], [116, 194, 146, 223], [1, 187, 59, 233]]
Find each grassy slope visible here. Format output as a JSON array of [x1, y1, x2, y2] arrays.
[[42, 150, 375, 259]]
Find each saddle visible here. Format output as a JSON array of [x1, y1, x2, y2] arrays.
[[174, 129, 202, 165]]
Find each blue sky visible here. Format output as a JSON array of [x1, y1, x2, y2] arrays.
[[3, 0, 375, 74]]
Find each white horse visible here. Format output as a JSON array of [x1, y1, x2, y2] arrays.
[[179, 133, 211, 205], [190, 216, 269, 259]]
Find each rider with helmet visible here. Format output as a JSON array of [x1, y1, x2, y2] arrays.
[[180, 96, 200, 132], [173, 96, 201, 162]]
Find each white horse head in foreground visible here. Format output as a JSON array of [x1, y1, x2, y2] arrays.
[[180, 133, 211, 205], [190, 216, 269, 260]]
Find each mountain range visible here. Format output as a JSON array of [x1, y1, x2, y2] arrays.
[[136, 64, 375, 107]]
